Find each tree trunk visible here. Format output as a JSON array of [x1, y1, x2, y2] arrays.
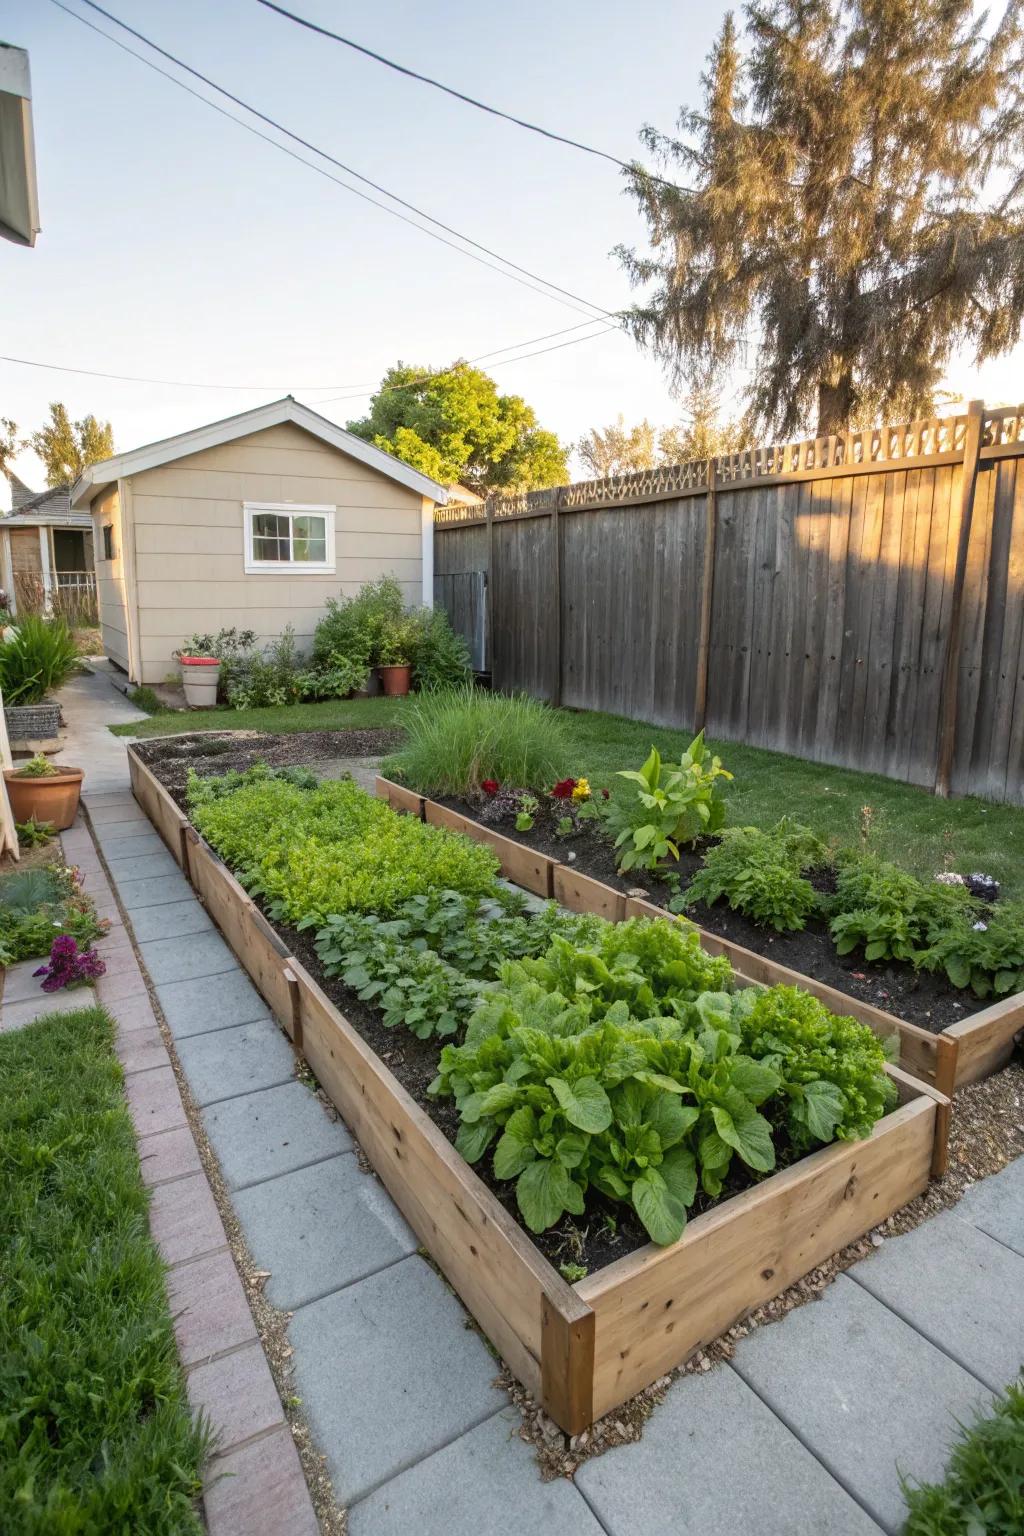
[[816, 373, 855, 435]]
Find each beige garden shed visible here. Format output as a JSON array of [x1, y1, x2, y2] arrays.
[[69, 397, 447, 686]]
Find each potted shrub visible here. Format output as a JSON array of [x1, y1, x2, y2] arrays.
[[377, 622, 414, 696], [0, 615, 79, 747], [174, 639, 222, 708], [4, 754, 84, 831]]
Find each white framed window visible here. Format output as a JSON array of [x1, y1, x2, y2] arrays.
[[243, 502, 335, 574]]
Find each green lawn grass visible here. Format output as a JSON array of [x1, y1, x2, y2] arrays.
[[0, 1005, 210, 1532], [111, 694, 1024, 899], [902, 1378, 1024, 1533]]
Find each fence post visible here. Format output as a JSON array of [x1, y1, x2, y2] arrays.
[[692, 458, 718, 733], [550, 499, 562, 707], [934, 399, 985, 798], [485, 498, 494, 679]]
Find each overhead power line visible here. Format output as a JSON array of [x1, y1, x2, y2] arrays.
[[55, 0, 619, 321], [256, 0, 695, 196], [0, 318, 617, 397]]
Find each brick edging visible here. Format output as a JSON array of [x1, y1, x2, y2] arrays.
[[62, 809, 321, 1536]]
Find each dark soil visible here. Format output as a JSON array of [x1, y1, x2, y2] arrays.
[[135, 728, 404, 802], [440, 794, 988, 1036]]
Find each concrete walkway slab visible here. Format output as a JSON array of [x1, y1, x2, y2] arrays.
[[575, 1364, 882, 1536], [731, 1275, 992, 1534], [98, 828, 167, 860], [2, 958, 52, 1005], [203, 1081, 353, 1190], [351, 1406, 607, 1536], [850, 1211, 1024, 1392], [117, 869, 195, 911], [175, 1018, 297, 1107], [156, 970, 273, 1038], [127, 899, 214, 942], [233, 1154, 417, 1310], [138, 930, 238, 986], [290, 1255, 504, 1506], [959, 1159, 1024, 1258], [105, 849, 183, 883], [1, 986, 96, 1033]]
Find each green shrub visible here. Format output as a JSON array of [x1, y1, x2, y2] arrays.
[[189, 774, 500, 923], [410, 607, 472, 691], [902, 1378, 1024, 1534], [226, 627, 304, 709], [828, 853, 972, 963], [387, 686, 571, 795], [311, 576, 406, 669], [0, 865, 106, 965], [296, 651, 369, 700], [127, 686, 166, 714], [919, 899, 1024, 997], [601, 735, 733, 872], [684, 820, 828, 932], [0, 615, 79, 705]]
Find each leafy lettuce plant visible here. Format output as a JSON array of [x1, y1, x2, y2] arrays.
[[828, 853, 972, 963], [601, 733, 732, 871], [918, 899, 1024, 997], [684, 820, 828, 932]]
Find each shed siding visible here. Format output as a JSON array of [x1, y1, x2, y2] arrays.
[[125, 422, 425, 684], [91, 484, 129, 673]]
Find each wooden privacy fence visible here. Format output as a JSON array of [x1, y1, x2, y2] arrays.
[[434, 401, 1024, 804]]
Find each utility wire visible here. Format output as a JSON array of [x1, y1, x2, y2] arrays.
[[256, 0, 695, 196], [0, 320, 611, 396], [57, 0, 619, 321]]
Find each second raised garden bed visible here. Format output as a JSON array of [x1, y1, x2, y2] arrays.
[[384, 782, 1024, 1094], [127, 745, 949, 1433]]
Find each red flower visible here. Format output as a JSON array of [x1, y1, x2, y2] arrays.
[[601, 788, 610, 800], [481, 779, 500, 795], [551, 777, 577, 800]]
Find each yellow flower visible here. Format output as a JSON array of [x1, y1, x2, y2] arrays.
[[571, 777, 591, 802]]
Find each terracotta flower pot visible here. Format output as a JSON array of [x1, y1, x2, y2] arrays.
[[180, 657, 221, 708], [378, 664, 412, 697], [4, 765, 84, 831]]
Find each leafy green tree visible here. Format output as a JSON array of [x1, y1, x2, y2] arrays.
[[347, 362, 568, 493], [0, 418, 17, 475], [577, 415, 659, 477], [658, 386, 750, 462], [620, 1, 1024, 437], [29, 403, 114, 486]]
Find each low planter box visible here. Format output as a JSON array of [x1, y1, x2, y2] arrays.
[[5, 701, 60, 749], [129, 746, 950, 1433]]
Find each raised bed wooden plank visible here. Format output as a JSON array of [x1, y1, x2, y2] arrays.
[[128, 751, 189, 870], [554, 865, 627, 922], [624, 896, 952, 1094], [420, 794, 555, 896], [374, 775, 424, 819], [944, 994, 1024, 1086], [576, 1096, 937, 1421], [286, 954, 585, 1414]]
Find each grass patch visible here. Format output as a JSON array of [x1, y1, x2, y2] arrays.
[[114, 691, 1024, 899], [0, 1005, 211, 1532], [111, 695, 410, 738], [903, 1378, 1024, 1533]]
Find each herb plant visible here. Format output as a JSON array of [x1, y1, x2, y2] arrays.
[[602, 734, 732, 871], [919, 899, 1024, 997], [828, 853, 972, 962], [685, 820, 828, 932], [387, 686, 571, 797]]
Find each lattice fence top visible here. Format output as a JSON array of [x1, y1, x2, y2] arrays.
[[432, 403, 1023, 525]]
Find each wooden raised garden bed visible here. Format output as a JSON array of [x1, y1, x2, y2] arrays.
[[127, 747, 949, 1432], [376, 777, 1024, 1094]]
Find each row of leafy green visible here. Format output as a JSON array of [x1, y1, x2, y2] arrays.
[[684, 820, 1024, 998], [189, 767, 897, 1247], [0, 864, 106, 967]]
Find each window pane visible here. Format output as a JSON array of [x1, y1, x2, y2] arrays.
[[293, 534, 327, 562], [253, 512, 289, 539], [252, 536, 289, 562]]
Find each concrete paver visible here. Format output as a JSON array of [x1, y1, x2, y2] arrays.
[[156, 970, 273, 1038], [203, 1425, 319, 1536], [203, 1081, 353, 1190], [351, 1407, 607, 1536], [187, 1341, 286, 1454], [174, 1018, 297, 1106], [117, 869, 195, 910], [575, 1365, 882, 1536], [137, 1125, 203, 1187], [958, 1158, 1024, 1258], [105, 849, 183, 882], [851, 1211, 1024, 1391], [166, 1249, 258, 1366], [138, 930, 238, 985], [150, 1170, 227, 1266], [127, 898, 214, 941], [731, 1274, 992, 1534], [290, 1255, 504, 1506], [233, 1153, 417, 1309]]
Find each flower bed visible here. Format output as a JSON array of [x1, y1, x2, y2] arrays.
[[127, 742, 948, 1432]]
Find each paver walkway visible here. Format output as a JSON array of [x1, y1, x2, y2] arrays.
[[47, 666, 1024, 1534]]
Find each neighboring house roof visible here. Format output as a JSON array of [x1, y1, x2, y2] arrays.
[[69, 396, 449, 509], [447, 483, 484, 506], [1, 470, 91, 527]]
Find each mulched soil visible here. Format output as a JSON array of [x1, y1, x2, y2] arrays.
[[439, 794, 988, 1035], [134, 727, 404, 800]]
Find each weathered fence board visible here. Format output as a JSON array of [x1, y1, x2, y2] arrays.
[[434, 403, 1024, 803]]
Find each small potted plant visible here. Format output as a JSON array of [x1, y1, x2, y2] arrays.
[[376, 621, 415, 697], [4, 753, 85, 830], [174, 637, 222, 708]]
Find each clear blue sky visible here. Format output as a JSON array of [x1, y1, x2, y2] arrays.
[[2, 0, 1020, 497]]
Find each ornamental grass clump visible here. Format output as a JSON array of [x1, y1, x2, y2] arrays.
[[188, 771, 500, 924], [386, 686, 571, 796]]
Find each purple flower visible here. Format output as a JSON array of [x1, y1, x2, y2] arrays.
[[33, 935, 107, 993]]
